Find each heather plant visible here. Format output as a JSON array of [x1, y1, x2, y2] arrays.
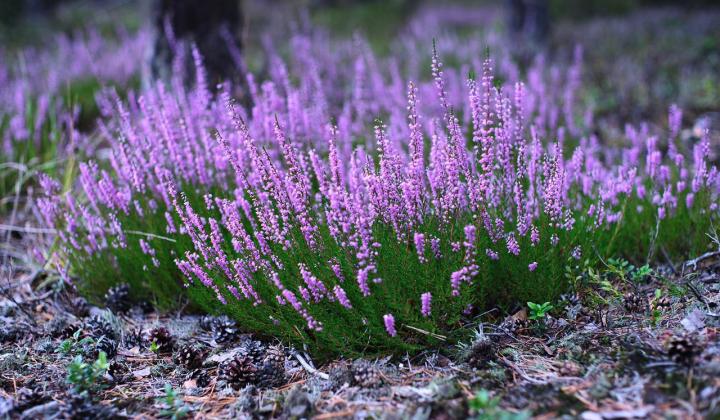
[[37, 32, 719, 357], [0, 26, 149, 199], [0, 95, 75, 199]]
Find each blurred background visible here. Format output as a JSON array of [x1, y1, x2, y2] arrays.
[[1, 0, 718, 128]]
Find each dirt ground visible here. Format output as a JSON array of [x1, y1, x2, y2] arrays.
[[1, 223, 719, 419]]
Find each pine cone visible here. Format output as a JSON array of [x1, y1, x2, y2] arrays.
[[148, 327, 175, 353], [351, 360, 381, 388], [84, 316, 118, 342], [122, 327, 145, 349], [174, 343, 207, 369], [623, 292, 645, 313], [465, 336, 495, 368], [256, 344, 286, 389], [256, 361, 286, 389], [559, 293, 580, 306], [91, 335, 118, 359], [46, 316, 80, 338], [503, 317, 529, 335], [220, 355, 258, 390], [105, 284, 131, 313], [69, 297, 90, 317], [666, 333, 701, 366], [190, 369, 211, 388], [213, 316, 239, 343], [652, 295, 672, 310], [263, 344, 285, 366], [239, 340, 267, 364], [199, 315, 216, 331]]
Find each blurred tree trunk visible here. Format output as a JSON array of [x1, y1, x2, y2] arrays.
[[150, 0, 243, 86], [507, 0, 549, 43]]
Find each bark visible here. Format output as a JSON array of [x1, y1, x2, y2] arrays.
[[151, 0, 243, 85]]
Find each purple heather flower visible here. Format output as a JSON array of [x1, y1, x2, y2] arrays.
[[668, 104, 682, 138], [383, 314, 397, 337], [506, 233, 520, 256], [528, 262, 538, 272], [571, 246, 582, 260], [421, 292, 432, 317], [334, 285, 352, 309], [530, 225, 539, 246], [414, 232, 426, 263]]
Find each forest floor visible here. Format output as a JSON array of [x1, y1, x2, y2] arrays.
[[1, 224, 719, 419]]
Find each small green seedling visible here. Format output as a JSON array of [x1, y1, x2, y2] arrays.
[[66, 351, 109, 393], [158, 383, 188, 419], [631, 264, 652, 283], [607, 258, 632, 280], [469, 389, 529, 420], [527, 302, 553, 321], [649, 289, 665, 326], [57, 330, 95, 356]]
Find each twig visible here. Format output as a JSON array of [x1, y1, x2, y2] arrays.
[[660, 247, 678, 275], [684, 250, 720, 271], [684, 280, 706, 306], [0, 224, 177, 242], [403, 324, 446, 341], [293, 352, 329, 380], [499, 357, 547, 385]]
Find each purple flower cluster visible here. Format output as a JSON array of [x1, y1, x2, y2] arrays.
[[36, 24, 720, 346]]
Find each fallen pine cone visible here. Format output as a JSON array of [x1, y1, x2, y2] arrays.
[[623, 291, 645, 313], [666, 332, 702, 366], [148, 327, 175, 354], [104, 284, 131, 313], [174, 343, 207, 369], [220, 355, 258, 390], [351, 360, 382, 388]]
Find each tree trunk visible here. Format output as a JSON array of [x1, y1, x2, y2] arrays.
[[151, 0, 243, 86]]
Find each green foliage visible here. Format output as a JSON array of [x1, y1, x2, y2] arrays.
[[0, 100, 63, 200], [59, 174, 718, 358], [649, 288, 665, 326], [312, 0, 414, 55], [632, 264, 652, 283], [56, 330, 94, 356], [157, 384, 189, 420], [527, 302, 554, 321], [605, 257, 653, 284], [66, 351, 108, 394], [469, 389, 530, 420]]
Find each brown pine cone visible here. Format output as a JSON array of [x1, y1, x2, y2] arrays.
[[220, 355, 258, 390], [174, 343, 207, 369], [148, 327, 175, 354], [350, 360, 382, 388], [666, 332, 702, 366], [263, 344, 285, 366], [652, 295, 672, 311], [104, 284, 131, 313], [623, 292, 645, 313]]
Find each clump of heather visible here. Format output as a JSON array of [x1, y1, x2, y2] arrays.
[[1, 26, 150, 198], [38, 38, 719, 357]]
